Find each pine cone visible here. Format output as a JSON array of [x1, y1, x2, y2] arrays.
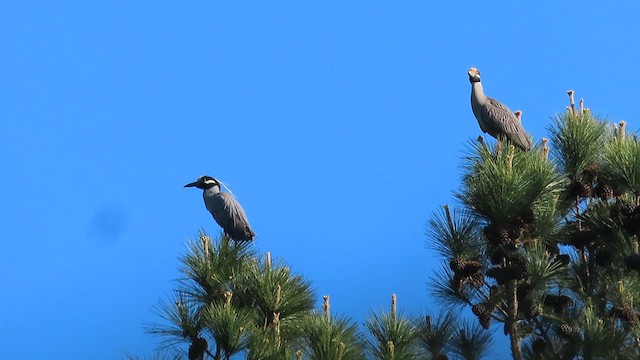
[[452, 271, 485, 292], [568, 181, 591, 198], [624, 254, 640, 271], [531, 338, 546, 352], [449, 258, 468, 273], [594, 184, 614, 201], [615, 307, 639, 325], [484, 225, 515, 247], [579, 182, 592, 197], [478, 313, 491, 329], [620, 204, 637, 217], [460, 260, 483, 277], [583, 162, 600, 177], [450, 258, 482, 280], [544, 294, 574, 314], [498, 228, 512, 246], [472, 303, 490, 317], [468, 272, 485, 289], [558, 323, 576, 337]]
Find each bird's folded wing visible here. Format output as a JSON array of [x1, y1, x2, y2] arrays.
[[484, 97, 532, 149]]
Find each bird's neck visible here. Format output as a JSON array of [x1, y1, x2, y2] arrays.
[[203, 187, 220, 196], [471, 81, 487, 104]]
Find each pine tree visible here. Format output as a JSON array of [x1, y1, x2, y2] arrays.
[[135, 231, 493, 359], [145, 233, 316, 359], [428, 92, 640, 359]]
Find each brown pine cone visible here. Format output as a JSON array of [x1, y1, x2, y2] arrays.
[[620, 204, 637, 217], [472, 303, 490, 317], [449, 258, 468, 273], [583, 162, 600, 177], [558, 323, 576, 337], [594, 184, 614, 201], [459, 260, 483, 277], [478, 313, 491, 330], [614, 307, 639, 325]]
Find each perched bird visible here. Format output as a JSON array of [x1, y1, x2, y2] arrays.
[[184, 176, 255, 241], [468, 67, 532, 150]]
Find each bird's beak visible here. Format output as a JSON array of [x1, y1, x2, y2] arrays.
[[184, 181, 199, 188]]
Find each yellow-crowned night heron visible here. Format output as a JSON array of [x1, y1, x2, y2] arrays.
[[468, 67, 532, 150], [184, 176, 255, 241]]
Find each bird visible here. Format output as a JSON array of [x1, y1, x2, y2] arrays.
[[468, 67, 532, 150], [184, 175, 255, 242]]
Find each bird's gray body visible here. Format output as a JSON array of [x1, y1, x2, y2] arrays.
[[203, 186, 255, 241], [468, 68, 532, 150], [185, 176, 255, 242]]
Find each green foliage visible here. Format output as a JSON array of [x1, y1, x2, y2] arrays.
[[138, 103, 640, 359], [300, 312, 366, 360], [139, 232, 494, 360], [147, 292, 205, 348], [413, 311, 456, 359], [233, 254, 315, 327], [548, 112, 607, 181], [449, 320, 493, 360], [432, 100, 640, 359], [202, 302, 254, 358], [179, 232, 256, 305], [457, 139, 563, 226], [427, 205, 484, 260], [245, 325, 293, 360], [601, 133, 640, 196], [522, 241, 570, 291], [365, 308, 417, 359]]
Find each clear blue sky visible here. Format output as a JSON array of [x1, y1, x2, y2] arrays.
[[1, 2, 638, 359]]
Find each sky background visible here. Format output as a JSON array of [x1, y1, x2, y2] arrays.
[[1, 1, 639, 359]]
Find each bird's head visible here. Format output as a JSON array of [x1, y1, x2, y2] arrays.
[[184, 175, 220, 190], [468, 67, 481, 83]]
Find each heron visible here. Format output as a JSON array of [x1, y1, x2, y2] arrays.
[[468, 67, 532, 150], [184, 176, 255, 242]]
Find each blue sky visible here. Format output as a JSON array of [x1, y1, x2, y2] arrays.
[[1, 1, 639, 359]]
